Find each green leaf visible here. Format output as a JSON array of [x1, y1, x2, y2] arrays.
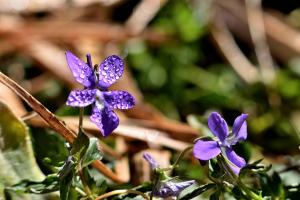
[[241, 159, 272, 174], [179, 183, 216, 200], [6, 174, 59, 194], [58, 154, 76, 200], [0, 100, 58, 199], [81, 138, 102, 169], [59, 164, 74, 200], [31, 128, 68, 173], [82, 167, 107, 196], [58, 156, 75, 180]]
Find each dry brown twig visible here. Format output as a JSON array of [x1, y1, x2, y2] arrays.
[[245, 0, 276, 83], [211, 7, 259, 84], [125, 0, 168, 35], [27, 115, 190, 151], [0, 20, 170, 45], [215, 0, 300, 63], [114, 137, 130, 182], [0, 83, 27, 116]]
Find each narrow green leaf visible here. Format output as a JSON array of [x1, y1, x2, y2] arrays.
[[59, 156, 75, 200], [59, 169, 74, 200], [179, 183, 215, 200]]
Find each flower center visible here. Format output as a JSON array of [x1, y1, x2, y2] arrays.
[[94, 90, 105, 109], [216, 133, 238, 148]]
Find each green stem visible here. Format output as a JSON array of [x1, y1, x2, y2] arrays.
[[218, 155, 262, 200], [171, 145, 193, 169], [78, 107, 84, 132], [218, 156, 237, 184], [149, 146, 193, 199], [150, 175, 159, 200], [75, 187, 87, 196], [78, 162, 93, 199], [160, 145, 193, 171], [95, 189, 149, 200], [77, 107, 94, 198]]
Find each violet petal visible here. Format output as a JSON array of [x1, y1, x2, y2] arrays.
[[98, 55, 124, 89], [193, 140, 221, 160], [208, 112, 228, 142], [228, 162, 242, 175], [90, 106, 119, 137], [225, 147, 246, 174], [66, 89, 96, 107], [232, 113, 248, 142], [143, 153, 159, 169], [103, 90, 135, 110], [65, 51, 95, 87]]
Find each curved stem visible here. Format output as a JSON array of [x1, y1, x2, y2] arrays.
[[150, 174, 159, 200], [78, 162, 93, 198], [95, 189, 149, 200], [218, 155, 262, 200], [171, 145, 193, 169], [218, 156, 237, 184], [75, 187, 87, 196]]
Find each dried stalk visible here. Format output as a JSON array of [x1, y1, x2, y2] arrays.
[[211, 11, 258, 83], [245, 0, 275, 83]]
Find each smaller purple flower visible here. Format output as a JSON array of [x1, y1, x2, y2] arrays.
[[143, 153, 195, 198], [143, 153, 159, 169], [193, 112, 248, 174], [65, 51, 135, 137]]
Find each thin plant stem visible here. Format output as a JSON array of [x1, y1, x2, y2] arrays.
[[218, 156, 237, 184], [77, 107, 93, 198], [78, 107, 84, 133], [95, 189, 149, 200], [219, 155, 262, 200], [150, 175, 159, 200], [78, 162, 93, 199], [171, 145, 193, 169], [149, 146, 193, 199], [75, 187, 87, 196], [160, 145, 193, 171]]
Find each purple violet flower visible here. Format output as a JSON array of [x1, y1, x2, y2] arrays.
[[193, 112, 248, 174], [143, 153, 159, 169], [65, 51, 135, 137], [143, 153, 195, 198]]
